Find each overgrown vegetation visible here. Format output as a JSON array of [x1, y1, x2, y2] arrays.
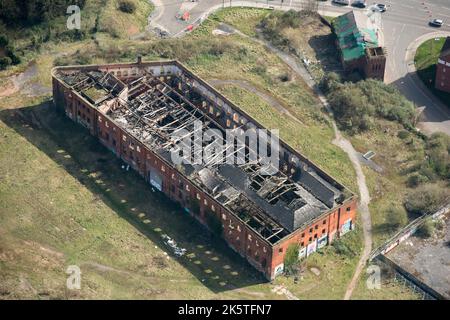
[[284, 244, 300, 275], [423, 133, 450, 180], [0, 6, 421, 300], [416, 218, 435, 238], [322, 74, 417, 133], [0, 35, 20, 70], [332, 238, 356, 257], [404, 184, 450, 216], [259, 9, 339, 80], [0, 0, 153, 68], [385, 207, 408, 231], [118, 0, 136, 13], [0, 0, 86, 26]]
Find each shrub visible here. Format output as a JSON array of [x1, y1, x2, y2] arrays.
[[251, 65, 267, 76], [328, 84, 374, 133], [435, 219, 445, 231], [424, 133, 450, 179], [416, 219, 434, 238], [404, 184, 450, 215], [0, 35, 9, 47], [397, 130, 410, 140], [320, 72, 340, 93], [326, 79, 417, 133], [386, 207, 408, 230], [278, 72, 291, 82], [208, 40, 233, 56], [332, 239, 355, 257], [407, 173, 429, 188], [118, 0, 136, 14], [284, 244, 299, 274], [0, 56, 12, 70]]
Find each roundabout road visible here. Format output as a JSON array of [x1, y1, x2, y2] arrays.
[[148, 0, 450, 135]]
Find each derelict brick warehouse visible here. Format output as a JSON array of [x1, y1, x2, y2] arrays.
[[52, 60, 358, 280]]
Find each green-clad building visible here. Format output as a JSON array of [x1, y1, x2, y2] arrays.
[[332, 10, 386, 81]]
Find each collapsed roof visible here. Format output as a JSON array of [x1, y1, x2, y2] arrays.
[[55, 61, 352, 244], [333, 10, 383, 62]]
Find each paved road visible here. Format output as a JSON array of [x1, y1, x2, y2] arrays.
[[148, 0, 450, 135], [197, 22, 373, 300]]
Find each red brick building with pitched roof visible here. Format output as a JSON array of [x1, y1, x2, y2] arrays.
[[435, 37, 450, 93], [52, 60, 358, 280]]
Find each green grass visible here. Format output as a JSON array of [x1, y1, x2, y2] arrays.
[[209, 7, 271, 37], [414, 37, 450, 108], [0, 101, 280, 299], [346, 119, 429, 248], [0, 7, 420, 300], [351, 266, 421, 300]]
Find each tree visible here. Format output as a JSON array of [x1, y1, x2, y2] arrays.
[[416, 219, 434, 238], [407, 173, 429, 188], [320, 72, 340, 93], [328, 84, 374, 133], [404, 184, 450, 215], [0, 0, 86, 26]]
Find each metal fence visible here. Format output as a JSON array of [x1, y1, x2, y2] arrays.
[[376, 255, 445, 300], [369, 202, 450, 261]]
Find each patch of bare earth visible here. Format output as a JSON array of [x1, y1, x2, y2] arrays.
[[0, 80, 18, 98]]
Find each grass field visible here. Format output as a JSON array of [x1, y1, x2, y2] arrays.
[[0, 7, 420, 300], [204, 8, 427, 249], [414, 37, 450, 108]]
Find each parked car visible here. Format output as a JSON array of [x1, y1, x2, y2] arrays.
[[332, 0, 350, 5], [429, 19, 444, 27], [373, 3, 387, 12], [352, 0, 367, 8]]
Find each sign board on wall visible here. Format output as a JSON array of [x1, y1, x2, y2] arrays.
[[274, 264, 284, 276], [341, 218, 352, 235], [307, 240, 317, 257], [298, 247, 307, 260], [317, 234, 328, 249], [149, 170, 163, 191]]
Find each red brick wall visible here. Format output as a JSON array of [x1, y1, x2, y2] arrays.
[[364, 56, 386, 81], [54, 74, 358, 280], [268, 198, 357, 279], [435, 57, 450, 93], [55, 86, 274, 276]]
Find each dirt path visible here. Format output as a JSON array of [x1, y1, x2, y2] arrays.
[[221, 23, 373, 300], [333, 126, 372, 300], [0, 62, 51, 99]]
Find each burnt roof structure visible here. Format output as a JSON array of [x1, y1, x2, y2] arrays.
[[54, 60, 354, 245]]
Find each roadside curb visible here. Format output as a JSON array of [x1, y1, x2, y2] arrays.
[[404, 32, 450, 122]]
